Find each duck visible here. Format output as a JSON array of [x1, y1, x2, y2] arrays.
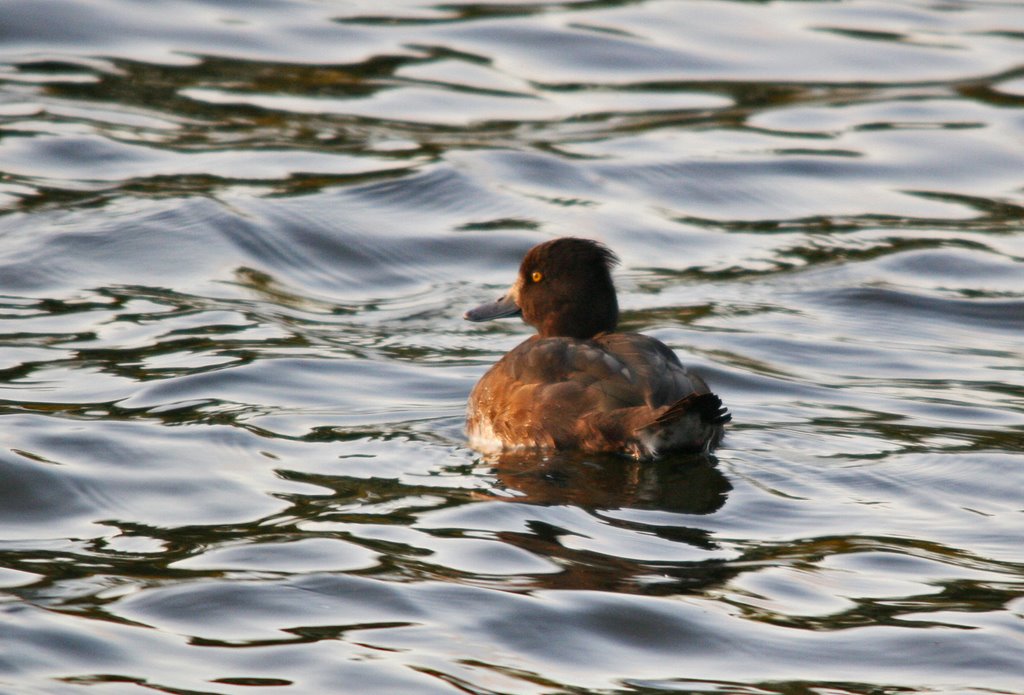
[[464, 237, 730, 459]]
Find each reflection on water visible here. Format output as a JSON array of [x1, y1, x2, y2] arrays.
[[485, 450, 731, 514], [1, 0, 1023, 693]]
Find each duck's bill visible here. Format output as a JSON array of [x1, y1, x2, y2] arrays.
[[464, 293, 522, 322]]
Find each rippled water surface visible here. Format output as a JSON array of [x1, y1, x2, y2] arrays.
[[2, 1, 1023, 693]]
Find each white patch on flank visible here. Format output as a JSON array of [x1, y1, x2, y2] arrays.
[[467, 418, 530, 454], [466, 418, 503, 454]]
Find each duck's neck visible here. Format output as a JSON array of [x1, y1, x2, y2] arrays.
[[536, 297, 618, 339]]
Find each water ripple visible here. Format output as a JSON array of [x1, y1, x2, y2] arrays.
[[2, 0, 1023, 693]]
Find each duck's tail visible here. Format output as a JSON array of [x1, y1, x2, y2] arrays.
[[654, 392, 731, 427], [632, 392, 731, 458]]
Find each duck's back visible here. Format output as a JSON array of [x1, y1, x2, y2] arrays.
[[467, 332, 726, 458]]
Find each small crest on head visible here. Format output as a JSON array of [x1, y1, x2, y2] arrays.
[[523, 237, 619, 277]]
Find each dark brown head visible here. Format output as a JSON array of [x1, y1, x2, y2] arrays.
[[464, 237, 619, 339]]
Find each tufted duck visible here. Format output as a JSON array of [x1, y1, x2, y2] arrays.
[[464, 237, 730, 459]]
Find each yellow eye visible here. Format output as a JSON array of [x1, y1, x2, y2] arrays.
[[531, 271, 543, 283]]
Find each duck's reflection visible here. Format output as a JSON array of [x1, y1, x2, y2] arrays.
[[472, 452, 734, 595], [481, 450, 731, 515]]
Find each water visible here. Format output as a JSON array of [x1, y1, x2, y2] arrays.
[[1, 0, 1023, 693]]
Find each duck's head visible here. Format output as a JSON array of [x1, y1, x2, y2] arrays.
[[464, 237, 620, 339]]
